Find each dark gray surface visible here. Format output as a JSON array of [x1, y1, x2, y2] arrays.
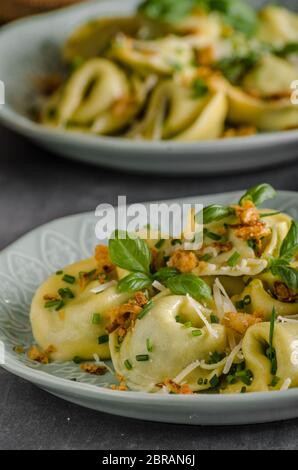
[[1, 123, 298, 450]]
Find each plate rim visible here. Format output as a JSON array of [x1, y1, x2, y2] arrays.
[[1, 189, 298, 409]]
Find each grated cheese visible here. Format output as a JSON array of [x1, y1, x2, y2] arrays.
[[223, 340, 243, 375], [93, 353, 114, 375], [173, 360, 201, 384], [90, 280, 117, 294], [280, 378, 292, 391], [187, 295, 218, 338], [214, 278, 236, 314], [152, 280, 166, 291]]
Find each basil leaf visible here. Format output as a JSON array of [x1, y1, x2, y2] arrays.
[[213, 0, 257, 36], [270, 264, 298, 291], [279, 221, 298, 261], [109, 230, 151, 273], [201, 204, 234, 224], [216, 52, 260, 85], [153, 267, 179, 282], [138, 0, 195, 23], [118, 272, 152, 293], [239, 183, 276, 207], [274, 42, 298, 58], [192, 78, 209, 98], [166, 274, 212, 302]]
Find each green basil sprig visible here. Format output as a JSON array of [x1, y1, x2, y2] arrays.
[[239, 183, 276, 207], [109, 230, 151, 273], [270, 262, 298, 291], [266, 307, 277, 375], [153, 267, 179, 282], [279, 221, 298, 262], [200, 204, 235, 224], [166, 273, 212, 302], [269, 221, 298, 290], [118, 272, 153, 293]]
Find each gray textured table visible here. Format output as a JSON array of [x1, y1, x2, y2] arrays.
[[1, 123, 298, 450]]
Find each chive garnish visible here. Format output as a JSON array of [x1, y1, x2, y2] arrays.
[[227, 251, 241, 267], [175, 315, 182, 323], [241, 386, 247, 393], [56, 270, 63, 275], [183, 321, 192, 328], [155, 239, 165, 249], [73, 356, 85, 364], [209, 375, 220, 388], [62, 274, 76, 284], [270, 376, 280, 387], [146, 338, 153, 352], [235, 369, 254, 386], [199, 253, 213, 262], [208, 351, 225, 364], [266, 307, 277, 375], [235, 300, 244, 310], [137, 300, 154, 320], [197, 378, 204, 385], [243, 295, 251, 305], [44, 299, 64, 310], [92, 313, 101, 324], [136, 354, 149, 362], [204, 229, 222, 241], [210, 314, 219, 324], [192, 329, 202, 337], [124, 359, 133, 370], [98, 334, 109, 344], [58, 287, 74, 299]]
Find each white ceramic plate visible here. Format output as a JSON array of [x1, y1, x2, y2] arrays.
[[0, 0, 297, 174], [1, 190, 298, 425]]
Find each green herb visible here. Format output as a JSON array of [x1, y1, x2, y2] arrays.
[[235, 300, 244, 310], [279, 221, 298, 262], [239, 183, 276, 207], [124, 359, 133, 370], [166, 273, 212, 302], [92, 313, 101, 325], [192, 78, 208, 98], [44, 299, 64, 311], [247, 238, 257, 251], [46, 107, 58, 120], [209, 374, 220, 388], [137, 299, 154, 320], [240, 386, 247, 393], [197, 378, 204, 385], [243, 295, 251, 305], [98, 334, 109, 344], [58, 287, 74, 299], [235, 368, 253, 386], [73, 356, 85, 364], [217, 52, 260, 85], [146, 338, 153, 352], [118, 272, 152, 293], [175, 315, 182, 323], [62, 274, 76, 284], [183, 321, 193, 328], [274, 42, 298, 57], [136, 354, 150, 362], [210, 314, 219, 324], [266, 307, 277, 375], [153, 267, 179, 282], [270, 262, 298, 291], [260, 211, 282, 218], [192, 329, 202, 337], [208, 351, 225, 364], [227, 251, 240, 267], [200, 204, 234, 224], [199, 253, 213, 262], [70, 55, 84, 72], [203, 229, 222, 241], [56, 270, 63, 275], [155, 238, 166, 249], [270, 376, 280, 387], [109, 230, 151, 274]]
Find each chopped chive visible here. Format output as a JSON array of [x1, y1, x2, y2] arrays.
[[227, 374, 236, 384], [204, 379, 208, 385], [56, 270, 63, 275], [136, 354, 149, 362], [266, 307, 277, 375], [235, 369, 254, 386], [199, 253, 213, 262], [183, 321, 192, 328], [204, 229, 222, 241], [44, 299, 64, 310], [98, 334, 109, 344], [73, 356, 84, 364], [192, 329, 202, 337], [210, 314, 219, 324], [197, 378, 204, 385], [137, 300, 154, 320], [155, 239, 165, 249], [175, 315, 182, 323], [124, 359, 132, 370], [227, 251, 240, 267], [58, 287, 74, 299], [146, 338, 153, 352], [62, 274, 76, 284], [247, 239, 257, 251], [208, 351, 225, 364], [243, 295, 251, 305], [241, 386, 247, 393], [260, 211, 281, 218], [235, 300, 244, 310], [209, 374, 220, 388], [92, 313, 101, 325], [270, 376, 280, 387]]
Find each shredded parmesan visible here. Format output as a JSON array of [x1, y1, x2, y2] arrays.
[[200, 358, 227, 370], [93, 353, 114, 375], [187, 295, 218, 338], [90, 280, 117, 294], [152, 280, 166, 291], [280, 378, 292, 391], [173, 360, 201, 384], [223, 340, 243, 375], [277, 316, 298, 324], [214, 278, 237, 313]]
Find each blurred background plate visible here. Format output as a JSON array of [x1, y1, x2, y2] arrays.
[[0, 0, 297, 175]]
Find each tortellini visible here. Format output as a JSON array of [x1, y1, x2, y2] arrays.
[[30, 257, 130, 361], [39, 2, 298, 141]]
